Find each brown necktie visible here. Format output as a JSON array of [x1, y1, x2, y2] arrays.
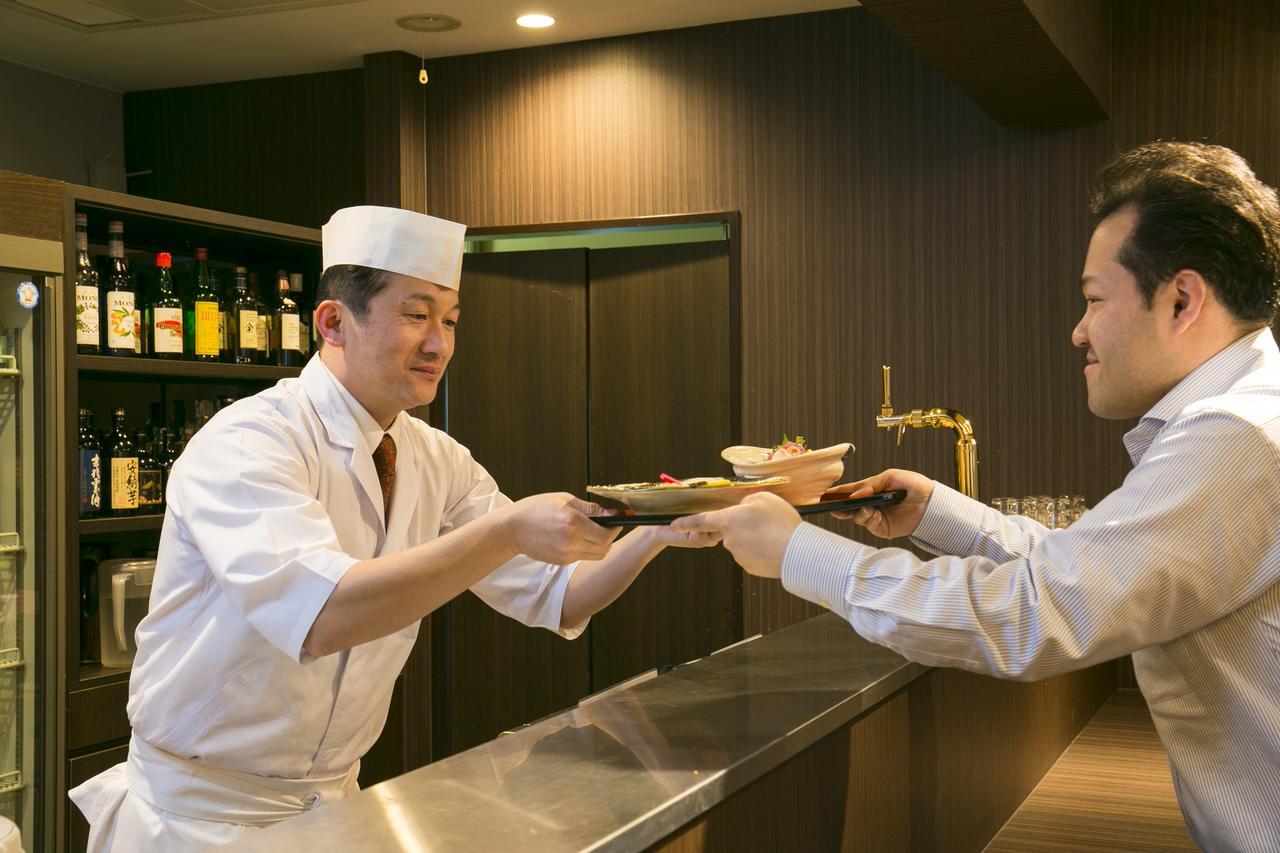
[[372, 433, 396, 520]]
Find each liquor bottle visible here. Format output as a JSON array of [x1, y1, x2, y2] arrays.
[[186, 248, 222, 361], [233, 268, 259, 364], [74, 213, 100, 355], [275, 270, 303, 366], [169, 399, 187, 440], [104, 407, 139, 517], [133, 270, 147, 356], [158, 428, 176, 499], [101, 221, 136, 357], [136, 430, 164, 513], [147, 252, 184, 359], [77, 408, 102, 518], [250, 272, 271, 364], [215, 268, 233, 363], [289, 273, 310, 358]]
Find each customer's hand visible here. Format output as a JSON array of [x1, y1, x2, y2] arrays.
[[671, 492, 801, 578], [504, 493, 622, 563], [826, 469, 934, 539]]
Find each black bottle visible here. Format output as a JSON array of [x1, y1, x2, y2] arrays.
[[77, 408, 102, 518]]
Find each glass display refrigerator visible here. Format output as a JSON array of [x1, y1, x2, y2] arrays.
[[0, 244, 61, 852]]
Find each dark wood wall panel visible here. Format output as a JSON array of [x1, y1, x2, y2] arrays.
[[435, 249, 591, 755], [415, 9, 1132, 637], [123, 69, 364, 229], [363, 52, 426, 213], [587, 242, 739, 689]]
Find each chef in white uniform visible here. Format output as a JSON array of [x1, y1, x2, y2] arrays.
[[70, 205, 719, 851]]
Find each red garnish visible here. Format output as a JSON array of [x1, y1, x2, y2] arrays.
[[659, 473, 685, 485]]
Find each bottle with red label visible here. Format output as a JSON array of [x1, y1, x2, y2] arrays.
[[147, 252, 184, 359]]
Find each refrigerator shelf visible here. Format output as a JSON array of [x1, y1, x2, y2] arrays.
[[0, 532, 21, 554], [0, 771, 21, 796], [0, 649, 20, 671]]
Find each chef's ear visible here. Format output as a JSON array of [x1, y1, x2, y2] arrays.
[[314, 300, 346, 348]]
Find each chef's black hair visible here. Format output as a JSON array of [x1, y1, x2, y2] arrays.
[[315, 264, 393, 325]]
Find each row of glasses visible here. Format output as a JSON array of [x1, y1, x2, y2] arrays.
[[990, 495, 1086, 529]]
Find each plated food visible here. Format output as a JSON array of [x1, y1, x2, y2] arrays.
[[721, 436, 854, 504], [587, 476, 792, 514]]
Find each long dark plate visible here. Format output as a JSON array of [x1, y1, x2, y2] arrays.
[[590, 489, 907, 527]]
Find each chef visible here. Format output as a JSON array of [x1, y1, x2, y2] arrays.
[[70, 205, 719, 851]]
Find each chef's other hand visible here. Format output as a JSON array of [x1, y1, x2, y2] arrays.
[[505, 493, 622, 564], [646, 525, 722, 549], [825, 469, 933, 539], [671, 492, 801, 578]]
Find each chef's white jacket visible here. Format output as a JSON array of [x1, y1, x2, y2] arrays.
[[126, 356, 582, 777]]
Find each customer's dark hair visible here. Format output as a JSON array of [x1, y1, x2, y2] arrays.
[[315, 264, 393, 322], [1088, 141, 1280, 325]]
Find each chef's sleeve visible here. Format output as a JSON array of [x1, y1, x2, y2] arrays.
[[437, 442, 584, 639], [167, 415, 358, 662]]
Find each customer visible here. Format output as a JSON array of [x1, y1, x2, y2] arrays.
[[677, 142, 1280, 850]]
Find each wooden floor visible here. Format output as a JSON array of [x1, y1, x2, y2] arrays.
[[985, 689, 1197, 852]]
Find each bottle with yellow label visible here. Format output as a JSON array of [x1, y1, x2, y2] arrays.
[[105, 407, 139, 517], [185, 248, 222, 362]]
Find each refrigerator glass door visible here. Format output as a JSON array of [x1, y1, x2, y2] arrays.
[[0, 267, 46, 848]]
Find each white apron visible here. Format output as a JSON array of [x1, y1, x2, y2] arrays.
[[69, 737, 359, 852]]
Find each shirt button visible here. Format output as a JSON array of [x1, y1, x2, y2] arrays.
[[302, 792, 322, 809]]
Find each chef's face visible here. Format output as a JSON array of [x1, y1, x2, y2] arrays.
[[345, 273, 458, 419], [1071, 206, 1176, 419]]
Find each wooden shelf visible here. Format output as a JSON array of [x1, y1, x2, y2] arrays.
[[75, 663, 132, 688], [79, 514, 164, 535], [77, 355, 302, 382]]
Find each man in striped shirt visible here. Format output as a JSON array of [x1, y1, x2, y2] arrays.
[[675, 141, 1280, 851]]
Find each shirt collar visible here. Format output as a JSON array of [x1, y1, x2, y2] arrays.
[[308, 357, 402, 454], [1123, 327, 1279, 464]]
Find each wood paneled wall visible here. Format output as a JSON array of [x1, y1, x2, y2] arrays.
[[123, 69, 364, 229], [414, 8, 1129, 634]]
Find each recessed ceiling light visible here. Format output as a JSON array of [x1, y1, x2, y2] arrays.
[[516, 13, 555, 28], [396, 13, 461, 32]]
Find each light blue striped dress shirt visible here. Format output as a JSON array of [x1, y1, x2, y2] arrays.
[[782, 327, 1280, 852]]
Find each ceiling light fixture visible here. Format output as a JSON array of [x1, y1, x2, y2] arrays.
[[395, 13, 461, 33], [516, 13, 555, 28]]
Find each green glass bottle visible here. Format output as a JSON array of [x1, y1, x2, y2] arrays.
[[185, 248, 222, 361]]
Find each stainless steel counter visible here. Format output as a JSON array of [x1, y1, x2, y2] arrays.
[[230, 614, 928, 852]]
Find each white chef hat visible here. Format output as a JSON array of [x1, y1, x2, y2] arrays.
[[322, 205, 467, 291]]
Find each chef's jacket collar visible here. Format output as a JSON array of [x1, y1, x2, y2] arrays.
[[302, 357, 404, 454]]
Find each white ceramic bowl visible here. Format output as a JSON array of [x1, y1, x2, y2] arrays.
[[720, 442, 853, 505]]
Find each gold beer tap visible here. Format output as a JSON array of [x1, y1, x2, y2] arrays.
[[876, 365, 980, 499]]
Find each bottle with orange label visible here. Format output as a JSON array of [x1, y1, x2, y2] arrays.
[[185, 248, 222, 362], [147, 252, 184, 359]]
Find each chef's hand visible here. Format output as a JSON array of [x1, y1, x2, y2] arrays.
[[825, 469, 933, 539], [670, 492, 801, 578], [505, 493, 622, 563], [645, 526, 723, 549]]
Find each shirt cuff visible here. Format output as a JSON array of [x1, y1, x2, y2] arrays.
[[909, 481, 985, 557], [781, 522, 871, 619]]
